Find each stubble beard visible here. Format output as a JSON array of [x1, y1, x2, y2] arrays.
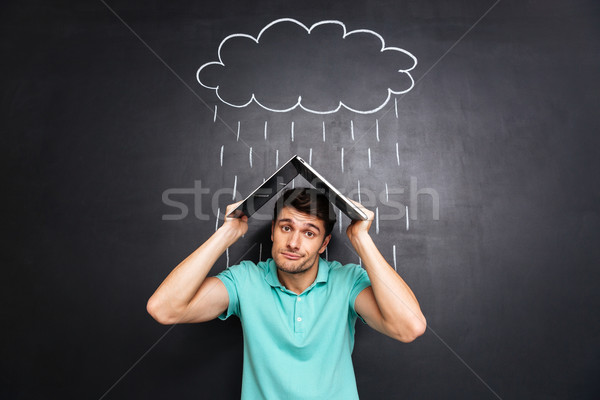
[[275, 251, 320, 275]]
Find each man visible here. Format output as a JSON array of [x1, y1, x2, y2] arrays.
[[147, 188, 426, 399]]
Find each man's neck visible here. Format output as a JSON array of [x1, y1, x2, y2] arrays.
[[276, 259, 320, 295]]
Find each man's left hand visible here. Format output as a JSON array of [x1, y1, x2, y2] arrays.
[[346, 200, 374, 242]]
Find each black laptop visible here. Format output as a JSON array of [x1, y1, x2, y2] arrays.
[[228, 155, 367, 221]]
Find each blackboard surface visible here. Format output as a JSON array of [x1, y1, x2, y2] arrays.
[[2, 0, 600, 399]]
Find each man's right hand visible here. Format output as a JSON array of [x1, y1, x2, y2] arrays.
[[221, 201, 249, 239]]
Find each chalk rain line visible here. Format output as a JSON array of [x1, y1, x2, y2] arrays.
[[232, 175, 237, 201], [291, 121, 295, 142], [264, 121, 268, 140]]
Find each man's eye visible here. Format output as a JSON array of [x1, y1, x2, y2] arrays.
[[305, 231, 314, 237], [282, 226, 291, 232]]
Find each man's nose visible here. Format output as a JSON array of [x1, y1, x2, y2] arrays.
[[287, 231, 301, 250]]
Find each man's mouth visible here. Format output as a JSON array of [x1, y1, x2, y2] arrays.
[[281, 252, 302, 260]]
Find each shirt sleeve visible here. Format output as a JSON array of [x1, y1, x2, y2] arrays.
[[215, 262, 246, 320], [348, 265, 372, 324]]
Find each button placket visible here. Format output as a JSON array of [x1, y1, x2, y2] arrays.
[[294, 295, 304, 333]]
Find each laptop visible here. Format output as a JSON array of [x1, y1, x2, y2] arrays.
[[228, 155, 367, 221]]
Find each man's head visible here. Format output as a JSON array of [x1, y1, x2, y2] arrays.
[[271, 188, 336, 275]]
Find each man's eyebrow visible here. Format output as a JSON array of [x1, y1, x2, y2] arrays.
[[277, 218, 321, 233]]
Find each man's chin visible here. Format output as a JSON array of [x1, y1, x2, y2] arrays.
[[275, 256, 311, 275], [281, 267, 310, 275]]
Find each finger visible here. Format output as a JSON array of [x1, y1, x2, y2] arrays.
[[226, 209, 246, 220], [225, 200, 244, 214]]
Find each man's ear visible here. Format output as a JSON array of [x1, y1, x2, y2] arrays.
[[318, 234, 332, 254], [271, 221, 274, 242]]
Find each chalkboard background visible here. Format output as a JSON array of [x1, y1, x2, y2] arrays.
[[3, 0, 600, 398]]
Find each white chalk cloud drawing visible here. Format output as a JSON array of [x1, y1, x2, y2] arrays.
[[197, 18, 417, 114]]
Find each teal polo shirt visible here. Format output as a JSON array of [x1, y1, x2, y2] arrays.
[[216, 257, 371, 400]]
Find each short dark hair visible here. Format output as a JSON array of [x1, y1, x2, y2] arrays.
[[273, 188, 336, 237]]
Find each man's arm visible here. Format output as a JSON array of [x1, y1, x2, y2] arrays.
[[349, 201, 427, 343], [146, 202, 247, 325]]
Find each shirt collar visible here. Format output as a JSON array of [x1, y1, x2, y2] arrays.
[[265, 257, 330, 290]]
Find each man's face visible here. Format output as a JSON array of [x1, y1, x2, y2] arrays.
[[271, 206, 331, 275]]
